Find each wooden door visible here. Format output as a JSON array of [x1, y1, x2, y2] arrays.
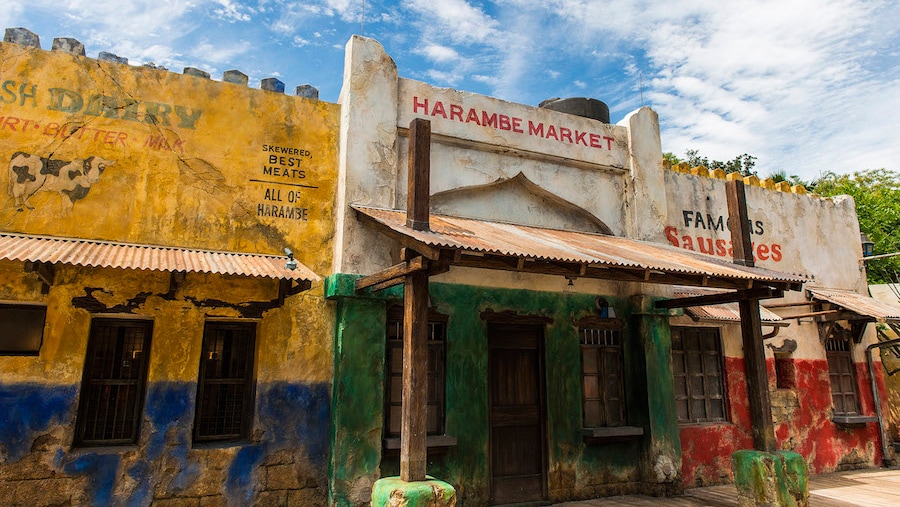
[[488, 323, 547, 505]]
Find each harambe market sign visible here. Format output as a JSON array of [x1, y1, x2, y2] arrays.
[[397, 80, 629, 170]]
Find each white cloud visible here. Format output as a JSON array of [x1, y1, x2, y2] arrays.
[[323, 0, 360, 22], [5, 0, 898, 177], [406, 0, 500, 44], [418, 44, 460, 64], [212, 0, 253, 22], [427, 69, 463, 86]]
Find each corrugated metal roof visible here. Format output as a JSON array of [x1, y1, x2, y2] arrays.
[[674, 287, 786, 324], [0, 232, 319, 281], [807, 286, 900, 323], [353, 206, 806, 289]]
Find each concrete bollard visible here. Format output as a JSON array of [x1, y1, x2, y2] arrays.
[[371, 477, 456, 507], [732, 450, 809, 507], [261, 78, 285, 93], [98, 52, 128, 64], [295, 84, 319, 99], [4, 27, 40, 48], [183, 67, 211, 79], [51, 37, 85, 56], [223, 70, 249, 86]]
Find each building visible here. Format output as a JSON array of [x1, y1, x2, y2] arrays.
[[0, 30, 338, 505], [326, 36, 893, 505], [1, 29, 896, 507]]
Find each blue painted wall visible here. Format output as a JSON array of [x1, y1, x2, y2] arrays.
[[1, 380, 331, 506]]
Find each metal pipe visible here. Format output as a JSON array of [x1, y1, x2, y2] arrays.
[[862, 252, 900, 262], [866, 337, 900, 467]]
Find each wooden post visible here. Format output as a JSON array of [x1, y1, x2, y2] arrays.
[[400, 118, 431, 481], [406, 118, 430, 232], [726, 179, 776, 452]]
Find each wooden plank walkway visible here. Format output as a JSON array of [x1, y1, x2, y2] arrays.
[[552, 468, 900, 506]]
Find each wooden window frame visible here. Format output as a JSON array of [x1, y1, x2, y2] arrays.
[[577, 317, 627, 428], [384, 305, 447, 440], [825, 335, 861, 416], [193, 321, 257, 443], [672, 327, 728, 424], [0, 303, 47, 355], [74, 318, 153, 446]]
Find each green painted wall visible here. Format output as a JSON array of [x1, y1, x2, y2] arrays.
[[326, 274, 682, 505]]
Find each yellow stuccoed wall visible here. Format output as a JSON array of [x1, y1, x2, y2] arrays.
[[0, 42, 339, 384], [1, 43, 337, 272], [0, 39, 338, 505]]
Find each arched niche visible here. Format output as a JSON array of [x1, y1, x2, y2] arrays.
[[431, 172, 613, 235]]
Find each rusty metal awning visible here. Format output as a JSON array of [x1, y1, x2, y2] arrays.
[[353, 206, 805, 291], [674, 287, 788, 326], [807, 286, 900, 323], [0, 232, 319, 282]]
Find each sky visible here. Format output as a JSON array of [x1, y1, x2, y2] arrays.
[[3, 0, 898, 181]]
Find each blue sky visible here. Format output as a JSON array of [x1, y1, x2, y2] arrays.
[[4, 0, 899, 180]]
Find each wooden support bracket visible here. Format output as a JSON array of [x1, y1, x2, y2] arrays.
[[655, 287, 784, 309], [24, 261, 55, 294], [168, 271, 186, 297], [278, 278, 312, 304], [356, 256, 429, 292]]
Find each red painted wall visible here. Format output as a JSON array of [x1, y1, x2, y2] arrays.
[[680, 356, 886, 488]]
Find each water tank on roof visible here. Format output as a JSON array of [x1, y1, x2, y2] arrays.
[[539, 97, 610, 124]]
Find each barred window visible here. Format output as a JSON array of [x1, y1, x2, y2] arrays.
[[826, 336, 860, 416], [384, 307, 446, 437], [194, 322, 256, 442], [75, 319, 152, 446], [672, 327, 727, 423], [579, 320, 626, 427]]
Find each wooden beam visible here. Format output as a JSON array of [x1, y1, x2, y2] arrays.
[[400, 118, 432, 482], [784, 310, 865, 323], [406, 118, 431, 231], [727, 180, 755, 268], [364, 260, 449, 293], [401, 268, 429, 481], [24, 261, 54, 294], [655, 287, 784, 309], [355, 256, 428, 291], [278, 278, 312, 303], [168, 271, 186, 297], [727, 179, 776, 453], [447, 254, 798, 291], [763, 301, 814, 309]]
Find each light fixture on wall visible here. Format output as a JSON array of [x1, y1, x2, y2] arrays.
[[284, 247, 298, 270], [565, 276, 576, 293], [861, 233, 875, 257]]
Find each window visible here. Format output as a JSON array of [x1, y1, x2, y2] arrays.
[[579, 318, 626, 427], [826, 335, 860, 416], [384, 306, 446, 438], [194, 322, 257, 442], [672, 327, 727, 423], [75, 319, 152, 446], [774, 353, 796, 389], [0, 304, 46, 355]]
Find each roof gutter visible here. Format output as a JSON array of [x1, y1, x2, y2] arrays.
[[866, 336, 900, 467]]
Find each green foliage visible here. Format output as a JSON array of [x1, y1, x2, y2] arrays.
[[665, 149, 757, 176], [814, 169, 900, 284], [768, 170, 811, 190]]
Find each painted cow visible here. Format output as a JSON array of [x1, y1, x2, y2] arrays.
[[7, 152, 115, 211]]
